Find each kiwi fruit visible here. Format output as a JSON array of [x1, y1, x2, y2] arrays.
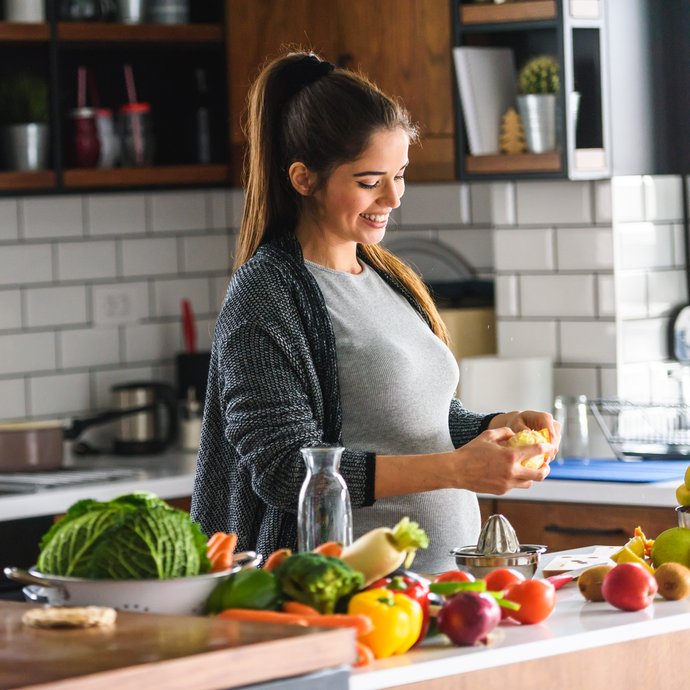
[[578, 565, 614, 602], [654, 562, 690, 600]]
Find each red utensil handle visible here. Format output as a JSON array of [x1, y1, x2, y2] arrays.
[[181, 299, 197, 354]]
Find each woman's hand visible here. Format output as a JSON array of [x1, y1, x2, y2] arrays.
[[488, 410, 562, 461], [445, 426, 551, 496]]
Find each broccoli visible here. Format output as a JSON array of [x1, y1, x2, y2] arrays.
[[273, 552, 364, 614]]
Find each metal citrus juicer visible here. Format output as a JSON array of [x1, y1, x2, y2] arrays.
[[450, 514, 546, 579]]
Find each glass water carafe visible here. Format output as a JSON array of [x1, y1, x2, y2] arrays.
[[298, 447, 353, 552]]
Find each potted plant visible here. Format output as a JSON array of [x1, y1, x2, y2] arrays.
[[517, 55, 560, 154], [0, 73, 50, 171]]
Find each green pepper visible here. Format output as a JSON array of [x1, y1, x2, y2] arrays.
[[206, 568, 281, 614]]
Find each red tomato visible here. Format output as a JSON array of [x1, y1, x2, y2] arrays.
[[503, 579, 556, 625], [434, 570, 475, 583], [483, 568, 526, 592]]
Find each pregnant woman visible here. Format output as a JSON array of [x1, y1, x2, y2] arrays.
[[191, 51, 560, 574]]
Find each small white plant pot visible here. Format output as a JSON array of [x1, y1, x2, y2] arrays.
[[517, 94, 557, 154], [5, 0, 45, 22]]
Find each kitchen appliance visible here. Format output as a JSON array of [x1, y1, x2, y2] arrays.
[[4, 552, 259, 616], [450, 514, 546, 579], [111, 382, 177, 455]]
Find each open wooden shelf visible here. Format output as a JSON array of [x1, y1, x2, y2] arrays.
[[0, 21, 50, 41], [63, 164, 229, 188], [460, 0, 557, 25], [465, 151, 561, 174], [0, 170, 55, 190], [57, 23, 224, 43]]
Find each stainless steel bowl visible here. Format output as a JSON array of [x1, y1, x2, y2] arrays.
[[450, 544, 547, 579], [676, 505, 690, 528]]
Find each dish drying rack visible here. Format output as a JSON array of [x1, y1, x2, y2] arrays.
[[590, 399, 690, 460]]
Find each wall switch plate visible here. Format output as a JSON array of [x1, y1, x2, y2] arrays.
[[93, 284, 145, 325]]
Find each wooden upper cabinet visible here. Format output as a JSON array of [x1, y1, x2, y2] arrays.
[[226, 0, 455, 184]]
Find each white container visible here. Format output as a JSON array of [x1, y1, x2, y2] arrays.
[[120, 0, 145, 23], [95, 108, 120, 169], [517, 94, 557, 154], [5, 0, 45, 22]]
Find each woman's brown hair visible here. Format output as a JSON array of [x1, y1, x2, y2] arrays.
[[235, 51, 450, 346]]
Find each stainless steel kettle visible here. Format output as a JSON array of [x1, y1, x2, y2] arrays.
[[111, 382, 177, 455]]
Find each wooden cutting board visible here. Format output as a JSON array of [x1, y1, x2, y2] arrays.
[[0, 602, 355, 690]]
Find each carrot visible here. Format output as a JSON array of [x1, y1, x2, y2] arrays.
[[216, 609, 310, 626], [354, 642, 375, 668], [206, 532, 227, 551], [207, 533, 233, 559], [208, 533, 238, 573], [282, 601, 321, 616], [312, 541, 342, 558], [263, 548, 292, 572], [306, 614, 374, 637]]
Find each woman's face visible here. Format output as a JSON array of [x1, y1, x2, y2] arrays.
[[310, 127, 409, 247]]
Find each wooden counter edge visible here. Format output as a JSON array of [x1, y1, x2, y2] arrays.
[[11, 626, 355, 690]]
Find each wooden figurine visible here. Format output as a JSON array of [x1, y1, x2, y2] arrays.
[[499, 107, 527, 154]]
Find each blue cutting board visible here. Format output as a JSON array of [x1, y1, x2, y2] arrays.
[[546, 458, 688, 483]]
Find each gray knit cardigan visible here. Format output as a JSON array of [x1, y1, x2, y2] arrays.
[[190, 232, 494, 557]]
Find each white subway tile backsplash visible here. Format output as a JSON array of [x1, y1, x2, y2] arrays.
[[22, 196, 83, 239], [643, 175, 683, 222], [469, 184, 491, 225], [520, 274, 595, 317], [26, 286, 88, 328], [0, 332, 55, 375], [227, 188, 245, 229], [556, 227, 613, 270], [616, 272, 647, 319], [497, 320, 557, 359], [647, 270, 687, 317], [121, 237, 178, 277], [60, 328, 121, 368], [437, 229, 493, 270], [195, 318, 216, 351], [0, 378, 26, 421], [88, 193, 146, 236], [611, 177, 644, 223], [620, 318, 669, 363], [553, 366, 598, 399], [154, 277, 211, 318], [211, 275, 230, 310], [124, 322, 180, 363], [594, 180, 612, 223], [30, 372, 91, 417], [0, 290, 21, 330], [618, 363, 651, 402], [495, 275, 519, 317], [516, 181, 592, 225], [207, 190, 227, 230], [600, 367, 617, 398], [182, 234, 231, 273], [597, 275, 616, 317], [151, 191, 206, 232], [490, 182, 516, 226], [94, 366, 154, 408], [0, 199, 19, 240], [400, 183, 467, 226], [57, 241, 117, 281], [494, 228, 554, 271], [674, 223, 685, 268], [91, 282, 149, 325], [560, 321, 616, 364], [617, 222, 674, 270], [0, 244, 53, 286]]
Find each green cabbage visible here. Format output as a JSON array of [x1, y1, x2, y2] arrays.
[[37, 492, 211, 580]]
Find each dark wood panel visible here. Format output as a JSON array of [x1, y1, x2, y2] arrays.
[[165, 496, 192, 513], [460, 0, 557, 26], [58, 23, 224, 43], [63, 164, 229, 188], [495, 499, 678, 552], [465, 151, 562, 174], [478, 498, 496, 528], [407, 135, 456, 182], [0, 22, 50, 41], [0, 171, 55, 190]]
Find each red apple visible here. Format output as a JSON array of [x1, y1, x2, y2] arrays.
[[601, 562, 658, 611], [437, 591, 501, 646]]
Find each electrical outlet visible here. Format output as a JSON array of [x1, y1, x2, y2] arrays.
[[93, 284, 145, 325]]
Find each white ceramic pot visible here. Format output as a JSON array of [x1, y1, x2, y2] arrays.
[[5, 552, 259, 616], [5, 0, 45, 22], [517, 93, 557, 153]]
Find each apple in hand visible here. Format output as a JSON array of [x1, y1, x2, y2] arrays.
[[601, 562, 658, 611]]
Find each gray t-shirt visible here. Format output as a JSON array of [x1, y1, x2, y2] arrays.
[[305, 259, 481, 574]]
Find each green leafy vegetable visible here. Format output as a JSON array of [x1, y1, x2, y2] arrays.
[[274, 552, 364, 615], [37, 492, 211, 580]]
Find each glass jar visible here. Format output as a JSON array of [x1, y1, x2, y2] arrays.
[[554, 394, 590, 461], [297, 447, 353, 552], [59, 0, 102, 20], [118, 103, 154, 167], [95, 108, 120, 168], [68, 108, 100, 169]]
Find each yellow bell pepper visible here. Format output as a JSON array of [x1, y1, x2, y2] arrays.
[[347, 588, 423, 658]]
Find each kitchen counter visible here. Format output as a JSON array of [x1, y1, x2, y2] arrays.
[[353, 546, 690, 690], [0, 450, 680, 522]]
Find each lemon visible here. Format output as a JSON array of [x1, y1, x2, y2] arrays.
[[506, 428, 549, 469], [611, 545, 655, 574], [651, 527, 690, 569], [677, 484, 690, 507], [685, 464, 690, 490]]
